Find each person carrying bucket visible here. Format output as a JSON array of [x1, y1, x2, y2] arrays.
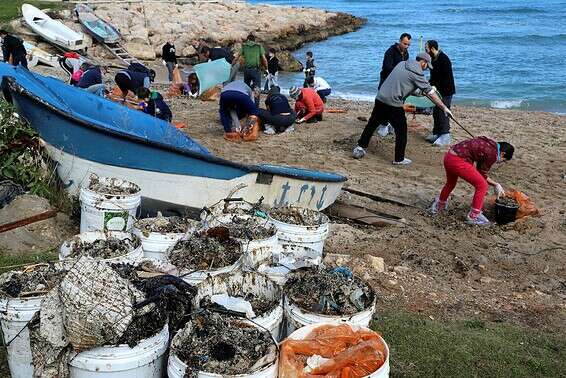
[[429, 136, 514, 226]]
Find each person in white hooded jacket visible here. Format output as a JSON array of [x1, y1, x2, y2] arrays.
[[352, 52, 451, 165]]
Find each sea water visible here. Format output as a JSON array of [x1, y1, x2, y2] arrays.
[[250, 0, 566, 113]]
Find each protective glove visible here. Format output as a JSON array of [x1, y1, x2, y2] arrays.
[[444, 107, 453, 118], [493, 183, 505, 198], [412, 88, 424, 97], [162, 60, 166, 66], [429, 86, 438, 96], [296, 118, 305, 124], [175, 64, 179, 68]]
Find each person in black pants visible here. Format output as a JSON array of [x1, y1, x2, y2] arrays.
[[162, 40, 177, 82], [0, 30, 27, 69], [426, 40, 456, 146], [259, 86, 296, 134]]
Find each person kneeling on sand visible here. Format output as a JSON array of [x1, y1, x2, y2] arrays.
[[352, 52, 449, 165], [289, 86, 324, 124], [306, 76, 332, 103], [219, 81, 259, 141], [259, 86, 296, 134], [77, 64, 107, 97], [136, 87, 173, 122], [429, 136, 514, 226]]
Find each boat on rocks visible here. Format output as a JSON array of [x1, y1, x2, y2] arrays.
[[0, 64, 346, 215], [74, 4, 121, 44], [22, 4, 87, 51]]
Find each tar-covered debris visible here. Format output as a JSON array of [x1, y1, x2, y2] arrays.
[[69, 236, 140, 259], [173, 311, 276, 377], [88, 176, 140, 195], [168, 228, 242, 271], [111, 262, 196, 347], [284, 267, 375, 315], [0, 263, 67, 298], [135, 216, 194, 235], [216, 215, 276, 240], [269, 207, 326, 226]]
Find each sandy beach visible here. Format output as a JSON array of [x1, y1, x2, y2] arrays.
[[160, 89, 566, 329]]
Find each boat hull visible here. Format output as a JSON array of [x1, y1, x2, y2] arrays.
[[45, 144, 343, 213]]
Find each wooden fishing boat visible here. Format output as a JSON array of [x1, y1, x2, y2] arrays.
[[23, 41, 59, 68], [0, 64, 346, 214], [22, 4, 87, 51]]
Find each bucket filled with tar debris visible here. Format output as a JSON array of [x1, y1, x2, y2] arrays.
[[0, 263, 67, 378], [167, 227, 243, 285], [194, 272, 284, 340], [80, 175, 141, 233], [167, 311, 278, 378], [284, 267, 376, 334], [268, 207, 329, 254], [257, 247, 323, 286], [133, 215, 195, 261], [494, 196, 519, 224], [280, 323, 390, 378], [211, 214, 278, 268], [59, 231, 143, 264]]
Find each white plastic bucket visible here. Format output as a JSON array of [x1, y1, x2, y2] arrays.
[[68, 324, 169, 377], [210, 214, 278, 269], [284, 294, 376, 335], [132, 228, 184, 261], [179, 257, 243, 286], [79, 177, 141, 233], [0, 296, 44, 378], [167, 352, 278, 378], [194, 272, 284, 340], [59, 231, 143, 264], [283, 322, 390, 378], [268, 210, 329, 254]]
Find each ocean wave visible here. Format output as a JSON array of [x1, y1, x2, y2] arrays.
[[490, 100, 524, 109], [443, 6, 545, 15]]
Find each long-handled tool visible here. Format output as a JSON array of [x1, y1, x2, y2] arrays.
[[425, 93, 475, 138]]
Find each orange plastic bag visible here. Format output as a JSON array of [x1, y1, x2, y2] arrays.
[[504, 190, 540, 219], [279, 324, 387, 378], [241, 115, 260, 142], [172, 67, 183, 84]]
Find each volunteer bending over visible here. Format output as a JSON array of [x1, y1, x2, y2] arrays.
[[430, 136, 514, 226]]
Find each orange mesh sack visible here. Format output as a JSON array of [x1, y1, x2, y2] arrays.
[[241, 115, 260, 142], [172, 67, 183, 84], [279, 323, 388, 378], [505, 190, 540, 219]]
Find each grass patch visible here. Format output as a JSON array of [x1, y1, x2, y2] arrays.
[[373, 311, 565, 377], [0, 1, 65, 27]]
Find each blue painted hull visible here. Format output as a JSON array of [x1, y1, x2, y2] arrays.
[[0, 63, 346, 211]]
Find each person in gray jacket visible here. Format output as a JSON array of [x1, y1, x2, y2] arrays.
[[352, 52, 452, 165], [219, 80, 259, 132]]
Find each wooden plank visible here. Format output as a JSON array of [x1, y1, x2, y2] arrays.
[[0, 209, 58, 234], [342, 187, 415, 208], [327, 201, 406, 227]]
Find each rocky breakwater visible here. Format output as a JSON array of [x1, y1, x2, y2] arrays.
[[89, 1, 366, 71]]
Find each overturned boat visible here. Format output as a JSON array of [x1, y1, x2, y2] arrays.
[[0, 64, 346, 214]]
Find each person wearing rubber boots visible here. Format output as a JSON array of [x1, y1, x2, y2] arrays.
[[429, 136, 514, 226], [352, 52, 450, 166]]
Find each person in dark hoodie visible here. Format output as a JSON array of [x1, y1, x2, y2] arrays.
[[376, 33, 411, 137], [0, 30, 27, 69], [114, 68, 152, 98], [136, 87, 172, 122], [162, 40, 177, 82], [425, 39, 456, 146], [352, 53, 451, 166], [263, 48, 279, 93], [259, 86, 296, 134], [77, 64, 106, 97]]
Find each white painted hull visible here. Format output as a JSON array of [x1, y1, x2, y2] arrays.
[[46, 144, 343, 211], [22, 4, 87, 51]]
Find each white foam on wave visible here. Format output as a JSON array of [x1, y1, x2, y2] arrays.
[[332, 91, 375, 102], [490, 99, 524, 109]]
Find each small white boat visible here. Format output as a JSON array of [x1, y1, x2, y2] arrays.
[[23, 41, 59, 67], [22, 4, 86, 51]]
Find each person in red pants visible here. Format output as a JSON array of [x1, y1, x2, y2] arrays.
[[430, 136, 514, 226]]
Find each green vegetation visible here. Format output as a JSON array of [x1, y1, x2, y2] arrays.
[[373, 311, 566, 378], [0, 1, 64, 28], [0, 1, 64, 27]]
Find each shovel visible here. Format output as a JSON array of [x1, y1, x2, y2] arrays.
[[425, 93, 475, 138]]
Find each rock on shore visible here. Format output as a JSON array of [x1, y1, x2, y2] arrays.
[[86, 1, 365, 70]]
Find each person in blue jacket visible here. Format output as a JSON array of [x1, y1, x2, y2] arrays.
[[114, 66, 154, 98], [136, 87, 173, 122], [77, 64, 106, 97]]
